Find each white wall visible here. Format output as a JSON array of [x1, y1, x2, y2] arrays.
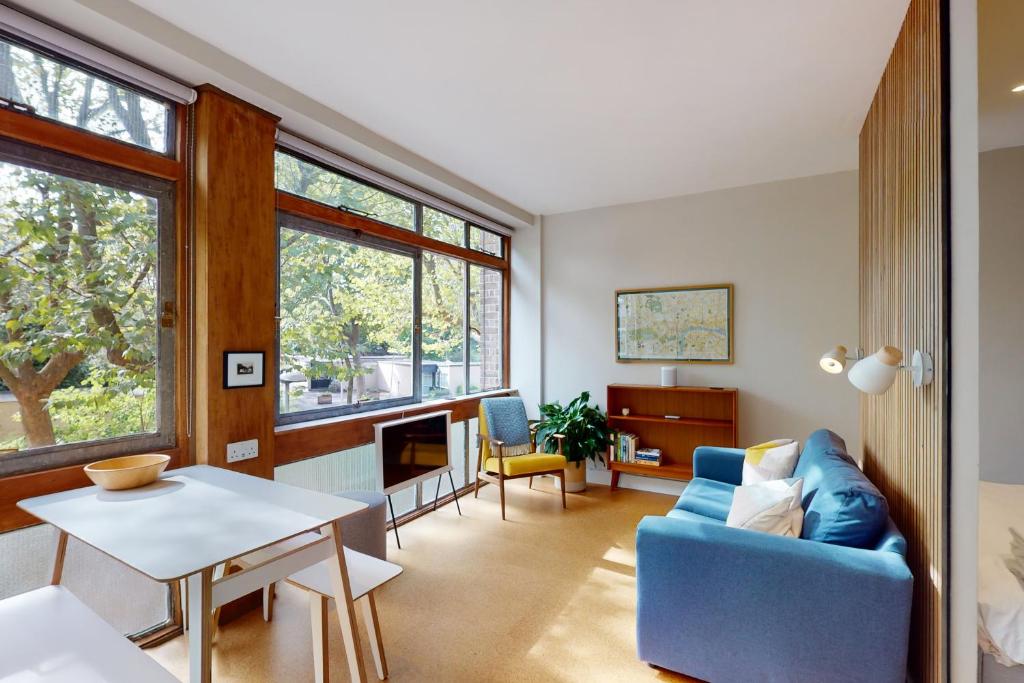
[[510, 217, 544, 419], [979, 146, 1024, 484], [542, 171, 860, 492]]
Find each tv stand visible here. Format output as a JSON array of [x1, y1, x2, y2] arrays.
[[386, 469, 463, 549]]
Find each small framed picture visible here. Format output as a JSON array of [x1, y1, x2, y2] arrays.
[[223, 351, 265, 389]]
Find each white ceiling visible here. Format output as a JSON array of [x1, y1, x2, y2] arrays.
[[980, 0, 1024, 152], [71, 1, 909, 215]]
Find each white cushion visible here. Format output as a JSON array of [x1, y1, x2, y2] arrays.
[[741, 438, 800, 484], [726, 478, 805, 537]]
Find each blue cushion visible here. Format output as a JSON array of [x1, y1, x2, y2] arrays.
[[795, 429, 890, 549], [793, 429, 850, 481], [673, 478, 735, 522], [666, 507, 726, 526]]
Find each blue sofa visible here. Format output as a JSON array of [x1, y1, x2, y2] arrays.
[[635, 430, 913, 683]]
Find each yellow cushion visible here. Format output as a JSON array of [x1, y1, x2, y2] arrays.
[[484, 453, 566, 477]]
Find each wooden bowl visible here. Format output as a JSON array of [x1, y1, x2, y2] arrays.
[[84, 454, 171, 491]]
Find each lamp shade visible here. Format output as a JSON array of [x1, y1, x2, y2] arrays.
[[819, 345, 848, 374], [847, 346, 903, 395]]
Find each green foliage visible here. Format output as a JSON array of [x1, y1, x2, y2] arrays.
[[0, 40, 163, 449], [0, 385, 155, 449], [535, 391, 614, 465]]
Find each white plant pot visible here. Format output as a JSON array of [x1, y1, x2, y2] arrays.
[[557, 461, 587, 493]]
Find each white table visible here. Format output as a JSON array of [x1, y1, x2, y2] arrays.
[[18, 465, 369, 683]]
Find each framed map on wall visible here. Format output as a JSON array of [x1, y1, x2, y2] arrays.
[[615, 284, 733, 363]]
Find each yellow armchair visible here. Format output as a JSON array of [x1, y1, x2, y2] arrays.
[[474, 398, 567, 520]]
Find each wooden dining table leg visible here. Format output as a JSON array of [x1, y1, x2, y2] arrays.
[[211, 562, 227, 638], [187, 567, 214, 683], [50, 530, 69, 585], [309, 592, 330, 683], [322, 521, 367, 683]]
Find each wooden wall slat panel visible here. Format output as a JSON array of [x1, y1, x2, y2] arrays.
[[859, 1, 948, 681], [192, 86, 280, 478]]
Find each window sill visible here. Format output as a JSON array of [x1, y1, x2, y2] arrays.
[[273, 389, 513, 466]]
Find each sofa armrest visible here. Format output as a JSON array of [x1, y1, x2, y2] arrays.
[[636, 516, 912, 682], [692, 446, 745, 484]]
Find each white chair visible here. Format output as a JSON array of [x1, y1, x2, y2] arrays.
[[237, 533, 402, 682], [0, 585, 178, 682]]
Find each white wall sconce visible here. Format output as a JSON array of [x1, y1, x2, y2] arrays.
[[818, 344, 933, 394]]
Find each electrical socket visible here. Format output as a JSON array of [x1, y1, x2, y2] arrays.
[[226, 438, 258, 463]]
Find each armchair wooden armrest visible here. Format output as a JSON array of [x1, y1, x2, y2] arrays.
[[477, 433, 506, 459], [538, 432, 565, 455]]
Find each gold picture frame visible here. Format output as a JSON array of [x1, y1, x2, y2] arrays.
[[615, 283, 734, 364]]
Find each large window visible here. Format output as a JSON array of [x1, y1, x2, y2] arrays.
[[275, 149, 508, 422], [0, 141, 175, 475], [279, 218, 415, 418], [0, 30, 181, 643], [0, 35, 172, 153]]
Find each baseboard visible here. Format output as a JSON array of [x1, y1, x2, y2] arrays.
[[586, 468, 687, 497]]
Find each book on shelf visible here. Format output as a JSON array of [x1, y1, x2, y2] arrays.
[[615, 432, 639, 463], [634, 447, 662, 466]]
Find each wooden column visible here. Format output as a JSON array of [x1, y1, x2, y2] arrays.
[[859, 1, 948, 680], [192, 85, 279, 478]]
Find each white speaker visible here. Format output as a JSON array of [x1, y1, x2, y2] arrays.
[[660, 366, 676, 387]]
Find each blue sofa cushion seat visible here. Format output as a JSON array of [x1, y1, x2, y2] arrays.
[[794, 429, 890, 549], [673, 478, 735, 521]]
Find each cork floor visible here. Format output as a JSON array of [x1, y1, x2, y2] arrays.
[[150, 479, 697, 682]]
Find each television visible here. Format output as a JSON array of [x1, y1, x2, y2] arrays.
[[374, 410, 452, 495]]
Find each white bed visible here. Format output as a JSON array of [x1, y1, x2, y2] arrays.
[[979, 481, 1024, 682]]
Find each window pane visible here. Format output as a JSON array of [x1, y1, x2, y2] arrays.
[[279, 226, 414, 416], [422, 207, 464, 246], [0, 37, 169, 153], [0, 524, 169, 637], [422, 252, 465, 399], [0, 160, 161, 456], [469, 265, 505, 392], [275, 151, 415, 230], [470, 225, 504, 258]]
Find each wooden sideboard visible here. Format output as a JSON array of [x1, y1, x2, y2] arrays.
[[606, 384, 738, 491]]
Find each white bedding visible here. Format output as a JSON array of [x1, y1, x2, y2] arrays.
[[979, 481, 1024, 668]]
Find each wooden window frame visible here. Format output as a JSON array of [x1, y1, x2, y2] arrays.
[[274, 190, 511, 436]]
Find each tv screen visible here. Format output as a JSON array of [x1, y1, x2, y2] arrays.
[[377, 412, 450, 494]]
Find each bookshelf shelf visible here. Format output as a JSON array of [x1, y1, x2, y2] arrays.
[[608, 414, 733, 428], [606, 384, 738, 491]]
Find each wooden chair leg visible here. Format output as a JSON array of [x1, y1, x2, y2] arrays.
[[528, 476, 533, 489], [309, 592, 330, 683], [263, 582, 276, 622], [499, 473, 506, 521], [361, 593, 388, 680], [559, 470, 567, 509], [473, 439, 483, 498]]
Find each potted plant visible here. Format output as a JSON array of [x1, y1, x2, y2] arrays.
[[535, 391, 614, 493]]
